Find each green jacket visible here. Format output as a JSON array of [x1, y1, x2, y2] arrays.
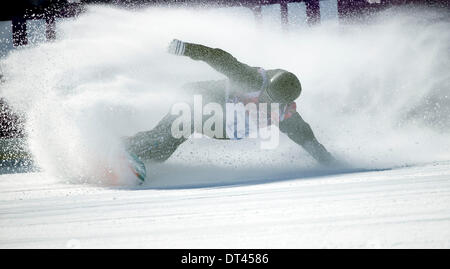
[[183, 42, 336, 165], [184, 42, 287, 94]]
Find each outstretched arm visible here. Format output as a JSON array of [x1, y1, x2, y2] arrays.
[[168, 39, 262, 87], [279, 112, 336, 166]]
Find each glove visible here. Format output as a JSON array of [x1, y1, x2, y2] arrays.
[[167, 39, 186, 56]]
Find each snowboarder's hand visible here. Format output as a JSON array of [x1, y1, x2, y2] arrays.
[[167, 39, 186, 56]]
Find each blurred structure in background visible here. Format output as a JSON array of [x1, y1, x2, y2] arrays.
[[0, 0, 83, 46], [0, 0, 323, 48], [0, 98, 30, 173], [0, 98, 23, 138], [337, 0, 449, 21]]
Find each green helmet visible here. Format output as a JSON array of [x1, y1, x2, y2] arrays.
[[260, 71, 302, 104]]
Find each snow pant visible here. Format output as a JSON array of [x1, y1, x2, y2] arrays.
[[124, 80, 228, 162]]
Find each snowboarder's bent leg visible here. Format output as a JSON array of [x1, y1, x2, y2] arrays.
[[124, 113, 187, 162], [125, 80, 227, 162]]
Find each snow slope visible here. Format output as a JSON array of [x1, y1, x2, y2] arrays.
[[1, 161, 449, 248]]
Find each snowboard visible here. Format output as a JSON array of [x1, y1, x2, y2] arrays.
[[103, 147, 147, 185], [125, 151, 147, 183]]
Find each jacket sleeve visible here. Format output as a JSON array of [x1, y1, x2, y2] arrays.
[[183, 42, 263, 87], [279, 112, 336, 165]]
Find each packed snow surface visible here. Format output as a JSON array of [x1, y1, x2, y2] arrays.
[[1, 162, 450, 248]]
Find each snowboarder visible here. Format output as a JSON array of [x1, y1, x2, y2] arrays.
[[125, 39, 336, 166]]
